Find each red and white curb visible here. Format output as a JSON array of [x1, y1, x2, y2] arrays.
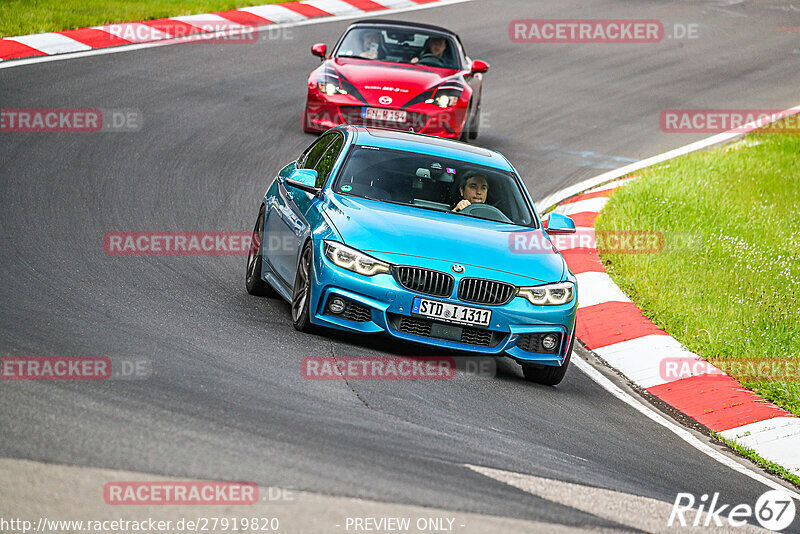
[[542, 111, 800, 476], [0, 0, 454, 62]]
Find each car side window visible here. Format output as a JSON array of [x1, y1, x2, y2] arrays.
[[299, 133, 336, 170], [312, 134, 344, 187]]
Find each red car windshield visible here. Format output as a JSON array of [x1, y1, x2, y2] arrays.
[[335, 28, 461, 70]]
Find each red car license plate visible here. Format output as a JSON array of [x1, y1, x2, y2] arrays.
[[362, 108, 407, 123]]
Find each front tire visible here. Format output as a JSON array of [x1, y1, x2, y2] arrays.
[[291, 241, 315, 332], [468, 99, 481, 140], [521, 330, 575, 386], [246, 206, 277, 297], [460, 110, 472, 142], [301, 106, 315, 133]]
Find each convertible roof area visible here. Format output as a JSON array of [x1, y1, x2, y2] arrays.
[[349, 19, 458, 37]]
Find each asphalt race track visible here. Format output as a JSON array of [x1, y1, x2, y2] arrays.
[[2, 0, 800, 531]]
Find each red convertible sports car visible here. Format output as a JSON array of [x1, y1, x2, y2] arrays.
[[302, 20, 489, 141]]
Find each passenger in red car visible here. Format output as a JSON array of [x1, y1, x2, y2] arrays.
[[359, 30, 382, 59]]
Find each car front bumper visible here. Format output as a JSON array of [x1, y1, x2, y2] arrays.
[[305, 92, 467, 139], [308, 241, 577, 366]]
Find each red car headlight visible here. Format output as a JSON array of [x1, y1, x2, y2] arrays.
[[317, 82, 349, 96], [425, 94, 459, 108], [424, 87, 463, 108]]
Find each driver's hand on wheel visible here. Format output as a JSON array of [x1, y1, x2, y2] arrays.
[[453, 199, 471, 212]]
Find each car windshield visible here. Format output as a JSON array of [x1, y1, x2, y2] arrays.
[[335, 27, 460, 70], [333, 145, 536, 227]]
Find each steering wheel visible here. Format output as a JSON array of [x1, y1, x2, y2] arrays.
[[415, 54, 447, 68], [458, 202, 512, 223]]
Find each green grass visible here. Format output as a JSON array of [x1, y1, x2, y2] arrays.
[[595, 125, 800, 416], [0, 0, 294, 38]]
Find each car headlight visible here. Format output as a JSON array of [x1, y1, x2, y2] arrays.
[[318, 82, 348, 95], [517, 282, 575, 306], [425, 95, 459, 108], [324, 241, 391, 276]]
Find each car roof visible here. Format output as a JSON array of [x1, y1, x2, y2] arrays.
[[339, 126, 513, 171], [348, 19, 459, 38]]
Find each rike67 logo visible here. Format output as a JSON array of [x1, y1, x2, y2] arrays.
[[669, 490, 796, 531]]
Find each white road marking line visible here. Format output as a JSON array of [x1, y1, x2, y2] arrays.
[[570, 356, 800, 499], [466, 464, 770, 533], [0, 0, 474, 70]]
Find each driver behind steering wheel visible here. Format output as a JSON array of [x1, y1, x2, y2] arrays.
[[453, 171, 488, 212], [411, 37, 448, 67]]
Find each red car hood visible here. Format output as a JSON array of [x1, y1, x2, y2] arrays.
[[329, 57, 461, 108]]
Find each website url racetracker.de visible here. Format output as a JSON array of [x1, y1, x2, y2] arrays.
[[0, 516, 280, 533]]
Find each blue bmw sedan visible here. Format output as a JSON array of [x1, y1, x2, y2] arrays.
[[246, 125, 578, 384]]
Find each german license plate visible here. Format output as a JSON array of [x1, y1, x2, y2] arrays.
[[362, 107, 407, 123], [412, 297, 491, 327]]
